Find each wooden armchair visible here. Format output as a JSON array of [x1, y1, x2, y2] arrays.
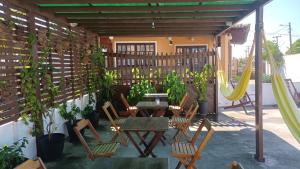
[[120, 93, 139, 117], [73, 119, 119, 160], [102, 101, 129, 146], [171, 119, 215, 169], [169, 93, 188, 117], [172, 103, 199, 142], [15, 158, 46, 169]]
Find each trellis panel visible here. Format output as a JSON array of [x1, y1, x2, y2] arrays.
[[0, 0, 98, 125]]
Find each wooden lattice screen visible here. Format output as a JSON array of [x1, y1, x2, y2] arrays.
[[0, 1, 98, 125], [105, 51, 216, 86]]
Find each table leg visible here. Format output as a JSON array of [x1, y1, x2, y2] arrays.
[[141, 131, 166, 146], [125, 131, 146, 157], [135, 132, 155, 157], [144, 131, 165, 157]]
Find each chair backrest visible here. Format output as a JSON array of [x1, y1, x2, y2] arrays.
[[15, 158, 46, 169], [73, 119, 101, 160], [120, 93, 130, 109], [186, 103, 199, 122], [102, 101, 120, 127], [190, 119, 215, 159], [285, 79, 299, 99], [179, 93, 188, 108]]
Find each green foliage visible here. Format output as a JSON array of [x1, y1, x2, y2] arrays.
[[100, 70, 117, 102], [163, 71, 186, 105], [58, 102, 78, 122], [81, 104, 94, 119], [286, 39, 300, 55], [234, 75, 241, 82], [20, 33, 44, 136], [0, 138, 28, 169], [262, 74, 272, 83], [128, 80, 156, 105], [0, 80, 7, 89], [20, 32, 60, 137], [263, 40, 285, 69], [193, 64, 214, 102]]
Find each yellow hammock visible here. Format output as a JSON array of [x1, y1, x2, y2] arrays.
[[264, 33, 300, 143], [218, 39, 255, 101]]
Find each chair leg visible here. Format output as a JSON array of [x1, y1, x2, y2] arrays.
[[175, 161, 182, 169]]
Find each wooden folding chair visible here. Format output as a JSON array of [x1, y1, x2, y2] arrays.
[[102, 101, 129, 146], [171, 119, 215, 169], [229, 161, 245, 169], [74, 119, 119, 160], [120, 93, 139, 117], [15, 157, 46, 169], [169, 93, 188, 117], [172, 103, 199, 142]]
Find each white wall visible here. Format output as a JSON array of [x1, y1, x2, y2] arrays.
[[0, 94, 94, 159], [285, 54, 300, 82]]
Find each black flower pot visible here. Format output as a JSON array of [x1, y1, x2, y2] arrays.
[[85, 111, 99, 128], [65, 120, 85, 143], [36, 133, 65, 162], [198, 101, 208, 117]]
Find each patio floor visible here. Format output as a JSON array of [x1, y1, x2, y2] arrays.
[[46, 107, 300, 169]]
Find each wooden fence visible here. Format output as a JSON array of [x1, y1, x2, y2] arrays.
[[105, 51, 216, 85], [0, 1, 98, 125]]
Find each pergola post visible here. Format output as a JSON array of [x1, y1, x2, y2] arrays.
[[254, 4, 265, 162]]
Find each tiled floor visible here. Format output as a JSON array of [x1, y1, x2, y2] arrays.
[[46, 108, 300, 169]]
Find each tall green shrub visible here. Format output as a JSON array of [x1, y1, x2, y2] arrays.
[[163, 71, 186, 105]]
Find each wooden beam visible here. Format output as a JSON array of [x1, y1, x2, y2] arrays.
[[82, 22, 226, 28], [68, 18, 233, 23], [38, 5, 249, 13], [30, 0, 250, 4], [55, 11, 240, 18], [90, 27, 223, 32], [98, 31, 215, 36]]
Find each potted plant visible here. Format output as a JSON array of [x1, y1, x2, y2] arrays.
[[59, 102, 83, 143], [0, 138, 27, 169], [163, 71, 187, 105], [81, 98, 98, 128], [193, 64, 213, 116], [20, 32, 65, 162]]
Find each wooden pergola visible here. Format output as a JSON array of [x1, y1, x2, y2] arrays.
[[8, 0, 272, 163], [16, 0, 270, 36]]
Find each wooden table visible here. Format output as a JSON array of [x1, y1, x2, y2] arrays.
[[144, 93, 168, 102], [121, 117, 169, 158], [90, 158, 169, 169], [136, 101, 168, 117]]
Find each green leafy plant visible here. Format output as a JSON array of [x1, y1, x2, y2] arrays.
[[193, 64, 214, 102], [20, 33, 44, 136], [163, 71, 186, 105], [128, 80, 156, 105], [59, 102, 78, 123], [81, 104, 94, 119], [100, 70, 117, 102], [0, 137, 28, 169], [20, 32, 60, 137]]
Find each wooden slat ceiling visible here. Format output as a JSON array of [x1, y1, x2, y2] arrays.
[[25, 0, 271, 36]]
